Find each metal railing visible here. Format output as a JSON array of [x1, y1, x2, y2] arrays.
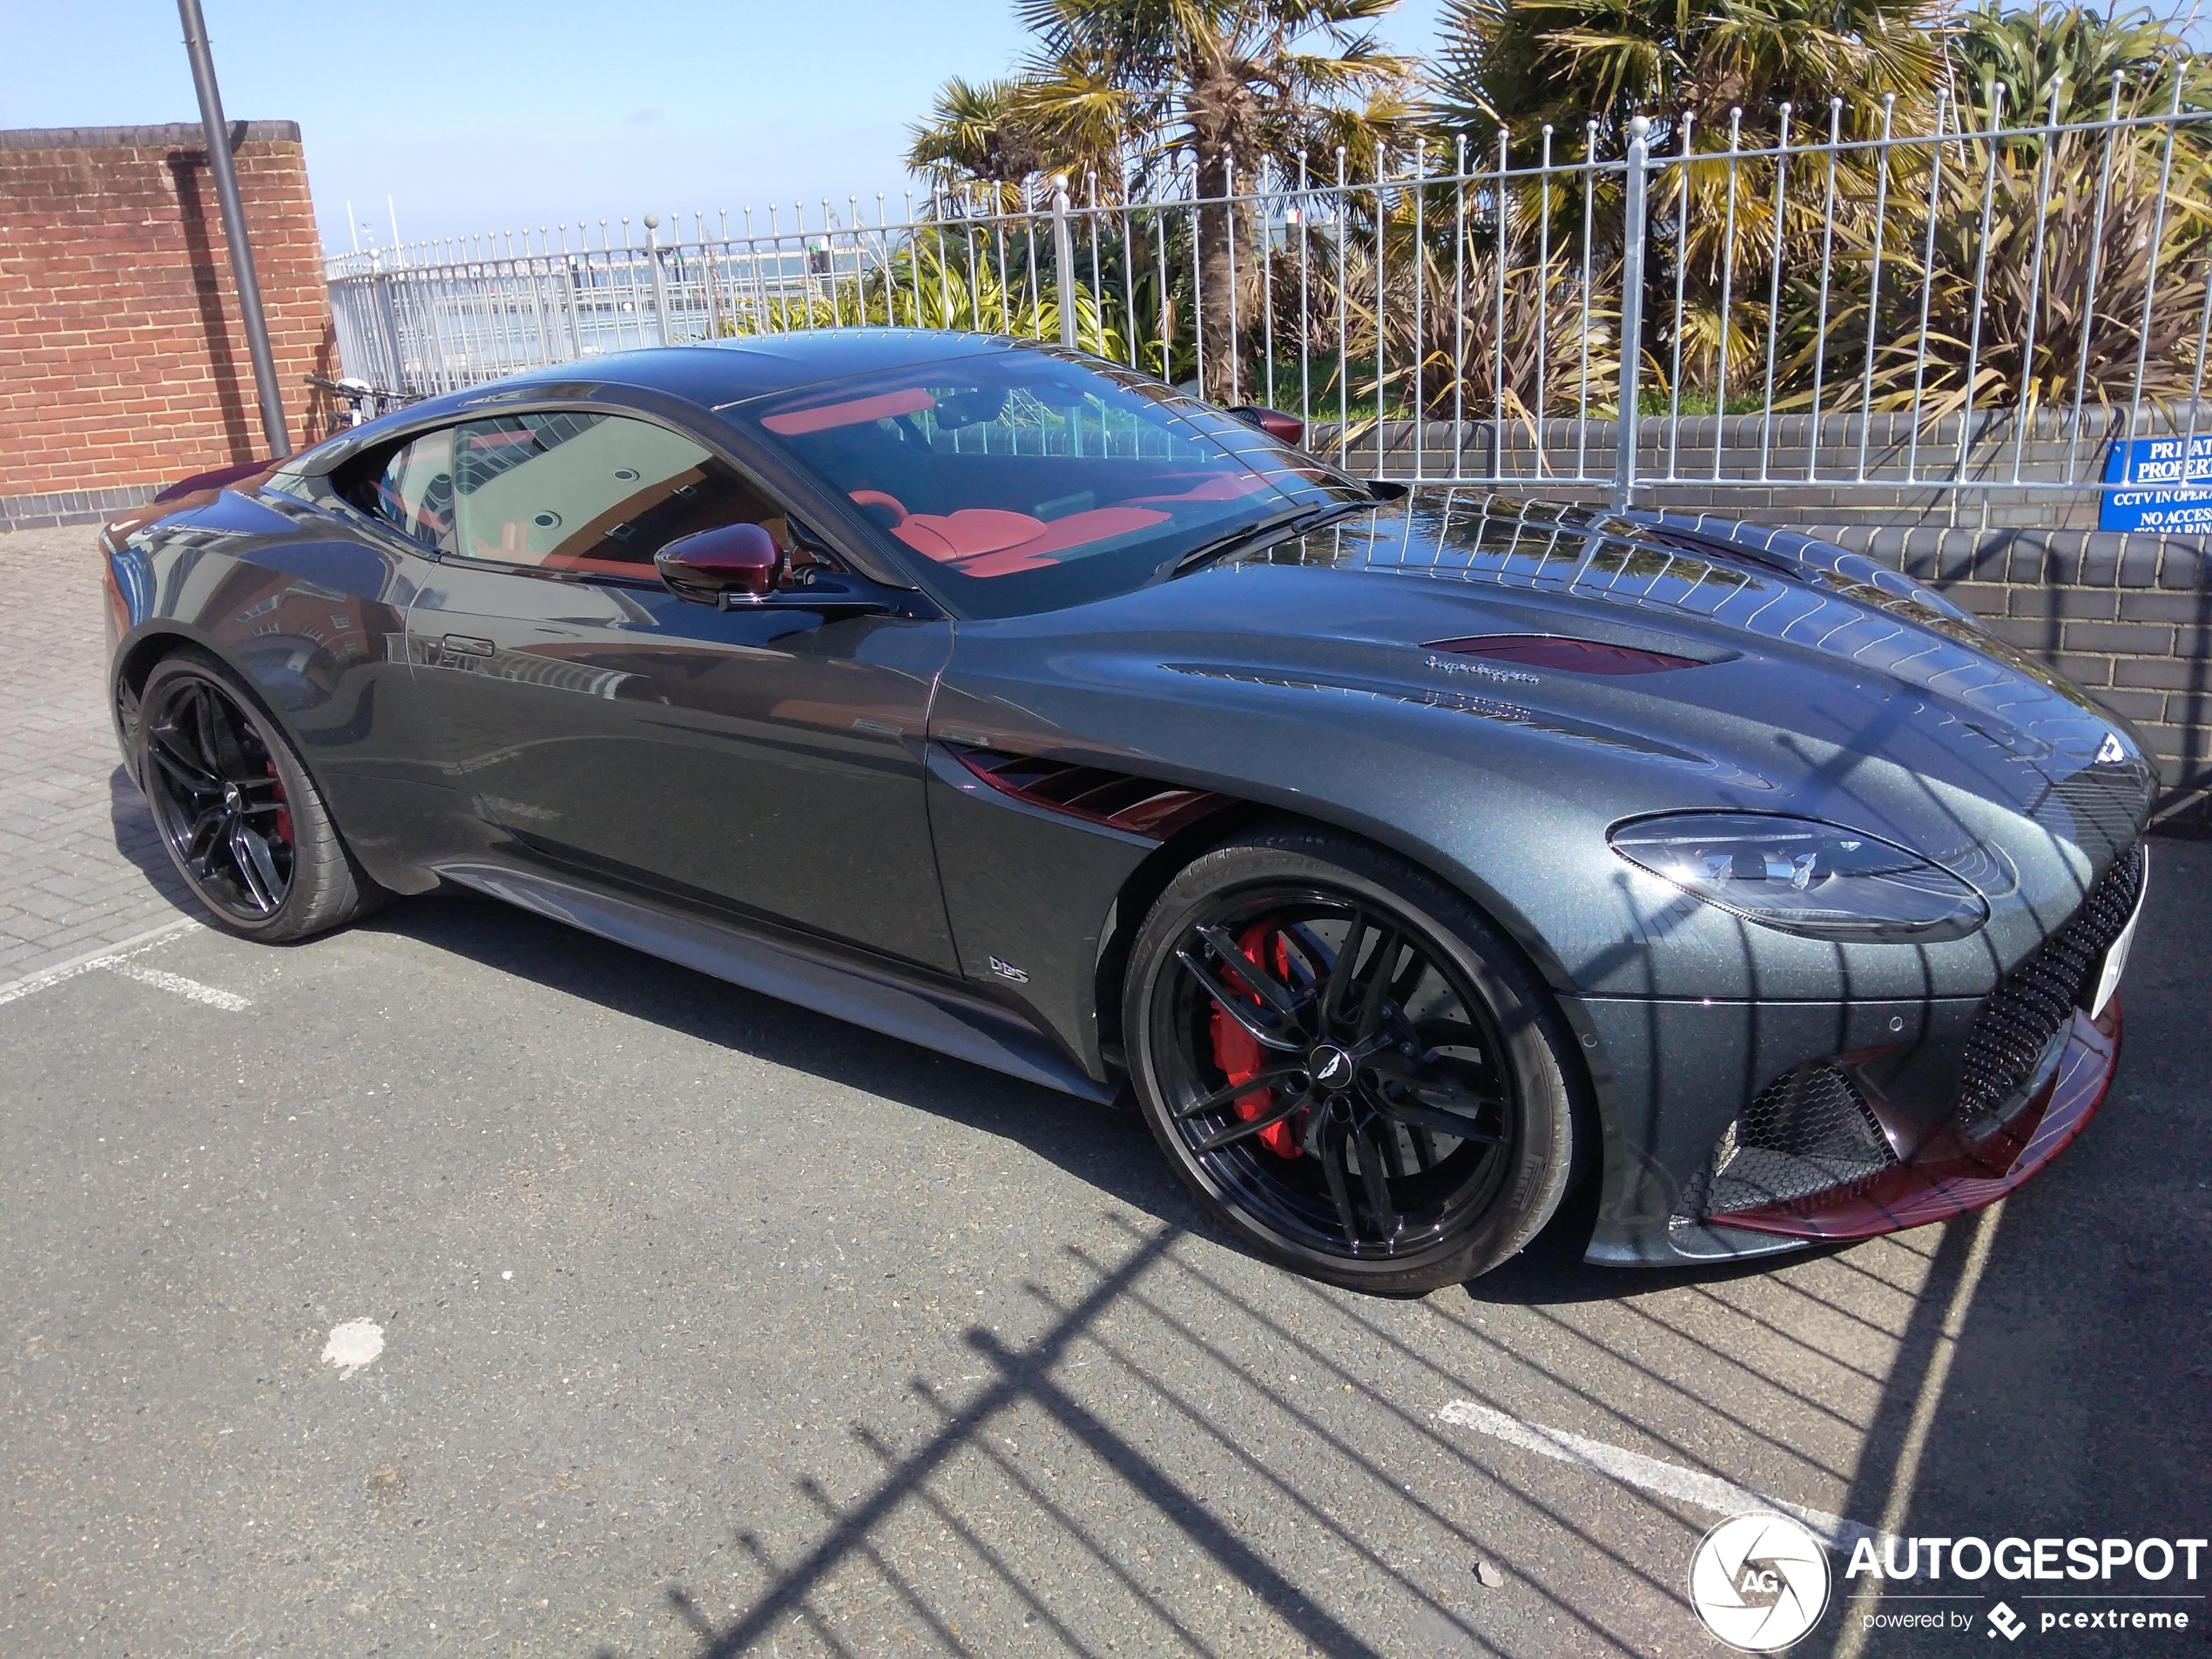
[[327, 77, 2212, 523]]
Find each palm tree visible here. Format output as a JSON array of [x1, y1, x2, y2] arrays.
[[1431, 0, 1940, 152], [909, 78, 1055, 209], [909, 0, 1413, 394], [1431, 0, 1688, 149]]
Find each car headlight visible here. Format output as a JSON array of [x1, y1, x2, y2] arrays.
[[1608, 813, 1992, 941]]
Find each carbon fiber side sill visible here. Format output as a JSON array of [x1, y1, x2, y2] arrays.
[[430, 857, 1116, 1103]]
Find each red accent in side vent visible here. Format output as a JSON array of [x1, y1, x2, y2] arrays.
[[1426, 633, 1704, 675], [949, 746, 1229, 841]]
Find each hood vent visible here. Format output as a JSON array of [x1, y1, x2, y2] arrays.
[[1425, 633, 1708, 676]]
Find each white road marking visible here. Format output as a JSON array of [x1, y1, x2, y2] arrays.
[[102, 961, 251, 1011], [321, 1319, 385, 1379], [1436, 1398, 1883, 1551], [0, 918, 201, 1008]]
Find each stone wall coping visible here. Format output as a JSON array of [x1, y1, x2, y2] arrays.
[[0, 121, 300, 152]]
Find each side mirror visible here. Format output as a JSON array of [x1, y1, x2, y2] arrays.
[[657, 522, 780, 604], [1224, 405, 1305, 448]]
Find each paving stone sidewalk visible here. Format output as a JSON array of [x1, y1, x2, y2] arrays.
[[0, 526, 201, 984]]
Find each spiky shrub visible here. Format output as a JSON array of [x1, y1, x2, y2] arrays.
[[1779, 121, 2212, 423], [1292, 181, 1628, 431]]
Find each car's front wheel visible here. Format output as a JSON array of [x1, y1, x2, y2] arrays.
[[135, 651, 371, 941], [1123, 826, 1583, 1294]]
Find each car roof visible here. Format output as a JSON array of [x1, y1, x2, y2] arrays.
[[509, 328, 1022, 406], [299, 330, 1040, 473]]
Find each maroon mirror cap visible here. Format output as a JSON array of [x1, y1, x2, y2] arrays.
[[656, 522, 779, 599], [1225, 405, 1305, 448]]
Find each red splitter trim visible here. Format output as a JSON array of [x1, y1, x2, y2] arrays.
[[1712, 1001, 2121, 1240]]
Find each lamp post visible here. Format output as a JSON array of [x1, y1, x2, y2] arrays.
[[177, 0, 291, 457]]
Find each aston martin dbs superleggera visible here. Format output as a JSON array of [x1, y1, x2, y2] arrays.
[[100, 330, 2155, 1292]]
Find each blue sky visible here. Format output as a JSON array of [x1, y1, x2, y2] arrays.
[[1, 0, 1452, 254]]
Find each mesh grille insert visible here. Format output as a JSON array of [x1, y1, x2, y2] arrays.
[[1696, 1063, 1898, 1217], [1955, 840, 2144, 1137]]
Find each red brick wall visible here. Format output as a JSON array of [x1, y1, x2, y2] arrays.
[[0, 122, 338, 509]]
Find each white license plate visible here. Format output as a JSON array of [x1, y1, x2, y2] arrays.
[[2090, 851, 2149, 1020]]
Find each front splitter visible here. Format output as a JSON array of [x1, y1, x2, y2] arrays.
[[1708, 1000, 2121, 1241]]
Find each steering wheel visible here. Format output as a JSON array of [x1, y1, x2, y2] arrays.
[[848, 489, 907, 529]]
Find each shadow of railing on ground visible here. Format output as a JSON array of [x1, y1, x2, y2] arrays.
[[339, 873, 2201, 1657], [664, 1207, 1973, 1657]]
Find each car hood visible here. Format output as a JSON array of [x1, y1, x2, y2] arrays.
[[935, 492, 2154, 996], [1227, 494, 2151, 853]]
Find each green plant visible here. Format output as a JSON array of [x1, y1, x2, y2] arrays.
[[1430, 0, 1941, 157], [1948, 2, 2212, 130], [1787, 121, 2212, 421]]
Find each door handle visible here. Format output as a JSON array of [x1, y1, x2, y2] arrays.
[[441, 633, 495, 658]]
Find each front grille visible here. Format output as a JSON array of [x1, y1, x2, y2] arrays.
[[1676, 834, 2145, 1227], [1954, 840, 2145, 1137], [1685, 1062, 1899, 1219]]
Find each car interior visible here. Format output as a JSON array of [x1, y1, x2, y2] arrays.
[[759, 375, 1281, 579], [347, 412, 824, 583]]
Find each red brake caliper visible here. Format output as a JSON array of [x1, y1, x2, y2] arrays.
[[266, 760, 292, 846], [1209, 920, 1303, 1158]]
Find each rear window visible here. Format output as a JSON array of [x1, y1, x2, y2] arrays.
[[726, 348, 1360, 617]]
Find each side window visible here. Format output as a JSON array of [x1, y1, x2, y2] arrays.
[[449, 413, 801, 576], [363, 428, 455, 553]]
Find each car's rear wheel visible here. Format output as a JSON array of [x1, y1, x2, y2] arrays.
[[135, 652, 370, 941], [1123, 826, 1581, 1293]]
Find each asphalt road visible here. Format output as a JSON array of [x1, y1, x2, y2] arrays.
[[3, 838, 2207, 1657]]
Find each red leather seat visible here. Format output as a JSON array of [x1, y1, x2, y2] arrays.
[[853, 489, 1170, 577]]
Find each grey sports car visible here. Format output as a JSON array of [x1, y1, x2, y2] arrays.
[[100, 330, 2154, 1292]]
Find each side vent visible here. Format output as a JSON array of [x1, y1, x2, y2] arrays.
[[948, 745, 1229, 841]]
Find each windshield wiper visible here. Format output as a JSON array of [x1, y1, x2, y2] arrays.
[[1166, 500, 1372, 579]]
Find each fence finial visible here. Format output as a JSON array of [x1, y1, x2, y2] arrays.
[[1615, 116, 1653, 510], [1049, 174, 1077, 349]]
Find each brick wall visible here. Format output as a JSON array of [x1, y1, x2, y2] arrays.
[[0, 122, 339, 530]]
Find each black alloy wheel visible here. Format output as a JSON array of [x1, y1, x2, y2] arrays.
[[1125, 827, 1581, 1293], [134, 653, 369, 941]]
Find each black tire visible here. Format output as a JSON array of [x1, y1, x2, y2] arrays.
[[1122, 824, 1581, 1294], [134, 651, 374, 942]]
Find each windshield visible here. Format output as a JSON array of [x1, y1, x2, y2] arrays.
[[724, 347, 1365, 617]]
